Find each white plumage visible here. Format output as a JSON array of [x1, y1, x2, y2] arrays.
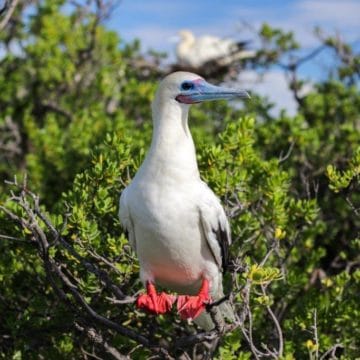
[[176, 30, 255, 68], [119, 72, 249, 329]]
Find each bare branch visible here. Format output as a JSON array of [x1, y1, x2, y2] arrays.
[[105, 296, 137, 305], [0, 233, 28, 242], [0, 0, 19, 32], [261, 285, 284, 358], [278, 45, 327, 71], [237, 281, 267, 359], [312, 309, 319, 360], [0, 116, 22, 160], [319, 344, 344, 360], [174, 329, 218, 349], [40, 101, 74, 122], [279, 141, 295, 163], [75, 323, 129, 360]]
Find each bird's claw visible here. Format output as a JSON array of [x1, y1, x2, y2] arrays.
[[136, 279, 211, 318], [136, 283, 176, 314], [177, 294, 210, 319], [177, 278, 211, 320]]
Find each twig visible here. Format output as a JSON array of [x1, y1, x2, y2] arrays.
[[87, 248, 124, 275], [31, 202, 127, 301], [279, 141, 295, 163], [319, 343, 343, 360], [278, 45, 327, 71], [0, 234, 28, 242], [0, 116, 22, 159], [75, 322, 129, 360], [312, 309, 319, 360], [0, 0, 19, 32], [41, 101, 73, 122], [238, 281, 267, 359], [261, 285, 284, 358], [174, 330, 218, 349], [260, 248, 274, 267], [206, 294, 230, 310], [105, 296, 137, 305]]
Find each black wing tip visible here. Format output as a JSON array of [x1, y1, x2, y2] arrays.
[[214, 222, 230, 273]]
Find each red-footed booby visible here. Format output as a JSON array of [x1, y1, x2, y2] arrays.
[[119, 72, 249, 330], [176, 30, 255, 68]]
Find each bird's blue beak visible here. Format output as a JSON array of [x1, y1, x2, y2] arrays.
[[176, 79, 250, 104]]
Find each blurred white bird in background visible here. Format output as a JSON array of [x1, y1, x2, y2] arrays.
[[176, 29, 255, 68]]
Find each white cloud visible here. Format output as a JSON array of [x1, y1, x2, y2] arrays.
[[230, 0, 360, 47], [122, 26, 178, 52]]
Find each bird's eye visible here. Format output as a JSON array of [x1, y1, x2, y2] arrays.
[[181, 82, 194, 91]]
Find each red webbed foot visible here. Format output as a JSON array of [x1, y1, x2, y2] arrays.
[[177, 279, 211, 320], [136, 282, 176, 315]]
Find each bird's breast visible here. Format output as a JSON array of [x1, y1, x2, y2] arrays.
[[129, 180, 208, 287]]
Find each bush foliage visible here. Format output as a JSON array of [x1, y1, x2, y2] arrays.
[[0, 1, 359, 359]]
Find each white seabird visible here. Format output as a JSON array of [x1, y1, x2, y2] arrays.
[[176, 30, 255, 68], [119, 72, 249, 330]]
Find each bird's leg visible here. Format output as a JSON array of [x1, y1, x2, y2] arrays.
[[136, 282, 176, 315], [177, 278, 211, 320]]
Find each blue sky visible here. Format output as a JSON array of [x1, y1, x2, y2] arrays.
[[106, 0, 360, 114]]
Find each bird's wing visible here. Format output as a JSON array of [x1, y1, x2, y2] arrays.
[[119, 187, 136, 252], [198, 182, 231, 272]]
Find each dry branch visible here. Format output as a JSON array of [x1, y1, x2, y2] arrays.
[[0, 0, 19, 32]]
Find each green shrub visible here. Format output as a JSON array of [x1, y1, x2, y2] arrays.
[[1, 1, 359, 359]]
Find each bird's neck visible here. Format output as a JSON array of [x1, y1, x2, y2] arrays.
[[145, 99, 199, 179], [177, 35, 195, 64], [179, 35, 194, 50]]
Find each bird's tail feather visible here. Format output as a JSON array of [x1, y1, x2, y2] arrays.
[[235, 40, 251, 50], [194, 300, 235, 331], [194, 284, 235, 331]]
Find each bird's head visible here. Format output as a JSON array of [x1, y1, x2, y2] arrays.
[[155, 72, 250, 107], [178, 29, 195, 42]]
